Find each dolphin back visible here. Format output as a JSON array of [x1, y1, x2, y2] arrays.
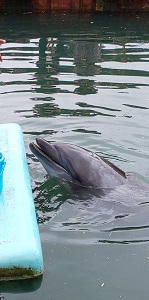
[[52, 143, 127, 188]]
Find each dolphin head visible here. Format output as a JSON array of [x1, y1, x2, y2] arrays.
[[30, 139, 127, 189], [30, 139, 74, 183]]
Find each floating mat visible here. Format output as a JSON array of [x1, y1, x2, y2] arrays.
[[0, 123, 43, 281]]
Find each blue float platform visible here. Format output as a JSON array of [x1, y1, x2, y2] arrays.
[[0, 123, 43, 281]]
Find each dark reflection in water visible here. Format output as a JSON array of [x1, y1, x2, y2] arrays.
[[76, 101, 121, 111], [123, 103, 149, 109], [33, 178, 71, 224]]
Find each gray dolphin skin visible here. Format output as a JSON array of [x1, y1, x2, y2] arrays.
[[30, 138, 128, 189]]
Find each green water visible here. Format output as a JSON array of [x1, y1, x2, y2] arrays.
[[0, 12, 149, 300]]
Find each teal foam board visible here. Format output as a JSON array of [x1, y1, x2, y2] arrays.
[[0, 123, 43, 280]]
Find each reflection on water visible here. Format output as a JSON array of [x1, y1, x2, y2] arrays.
[[1, 12, 149, 300]]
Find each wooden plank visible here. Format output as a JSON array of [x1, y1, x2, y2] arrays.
[[81, 0, 96, 10], [32, 0, 50, 11], [142, 0, 149, 9], [51, 0, 96, 10], [51, 0, 80, 10], [118, 0, 142, 10]]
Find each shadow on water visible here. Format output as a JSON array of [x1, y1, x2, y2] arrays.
[[0, 275, 42, 294]]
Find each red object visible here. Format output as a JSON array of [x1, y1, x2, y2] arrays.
[[0, 39, 6, 45], [0, 39, 6, 62]]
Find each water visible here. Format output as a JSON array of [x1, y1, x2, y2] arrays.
[[0, 12, 149, 300]]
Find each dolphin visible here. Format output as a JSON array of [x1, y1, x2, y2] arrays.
[[29, 138, 128, 189]]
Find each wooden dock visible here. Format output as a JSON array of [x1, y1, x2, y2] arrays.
[[32, 0, 96, 12], [0, 0, 149, 13]]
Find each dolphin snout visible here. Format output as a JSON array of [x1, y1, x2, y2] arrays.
[[36, 138, 60, 164]]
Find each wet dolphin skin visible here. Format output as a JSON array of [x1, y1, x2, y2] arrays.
[[30, 138, 127, 189]]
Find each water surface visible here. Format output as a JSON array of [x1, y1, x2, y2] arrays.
[[0, 12, 149, 300]]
